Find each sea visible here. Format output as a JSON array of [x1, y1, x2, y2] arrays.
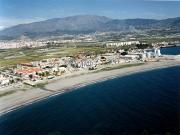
[[0, 46, 180, 135], [160, 45, 180, 55]]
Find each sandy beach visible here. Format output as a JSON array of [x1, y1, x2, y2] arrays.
[[0, 57, 180, 115]]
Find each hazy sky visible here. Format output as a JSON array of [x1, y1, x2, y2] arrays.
[[0, 0, 180, 29]]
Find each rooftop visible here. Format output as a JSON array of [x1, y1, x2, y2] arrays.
[[16, 67, 44, 75]]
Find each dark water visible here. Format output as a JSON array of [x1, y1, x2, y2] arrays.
[[0, 66, 179, 135], [161, 45, 180, 55]]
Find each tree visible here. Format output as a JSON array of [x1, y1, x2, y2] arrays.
[[41, 72, 45, 77], [10, 79, 15, 84], [136, 43, 152, 49], [45, 71, 49, 76], [29, 74, 33, 79], [121, 52, 128, 56]]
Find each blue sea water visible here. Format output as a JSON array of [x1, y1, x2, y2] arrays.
[[0, 66, 179, 135], [161, 45, 180, 55]]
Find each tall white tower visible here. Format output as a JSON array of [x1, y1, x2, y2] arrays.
[[157, 49, 161, 57], [154, 48, 161, 57]]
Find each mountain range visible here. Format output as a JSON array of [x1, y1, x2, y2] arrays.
[[0, 15, 180, 39]]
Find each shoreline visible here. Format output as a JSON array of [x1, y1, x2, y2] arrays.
[[0, 59, 180, 116]]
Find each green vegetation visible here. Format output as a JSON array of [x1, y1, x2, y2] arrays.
[[136, 44, 152, 49], [120, 45, 136, 51], [138, 37, 180, 44], [0, 45, 106, 67], [121, 52, 128, 56]]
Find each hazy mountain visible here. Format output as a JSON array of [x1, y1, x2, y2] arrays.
[[0, 15, 180, 39], [0, 15, 111, 38], [151, 17, 180, 29], [104, 19, 157, 31]]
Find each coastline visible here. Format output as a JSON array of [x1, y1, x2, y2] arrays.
[[0, 59, 180, 115]]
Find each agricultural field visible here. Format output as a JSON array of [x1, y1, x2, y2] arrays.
[[0, 45, 106, 67], [137, 37, 180, 44]]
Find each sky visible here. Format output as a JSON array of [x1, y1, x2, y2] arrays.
[[0, 0, 180, 29]]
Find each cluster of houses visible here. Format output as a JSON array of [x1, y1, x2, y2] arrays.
[[0, 47, 161, 88], [0, 40, 46, 49]]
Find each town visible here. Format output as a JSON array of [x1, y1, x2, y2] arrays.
[[0, 1, 180, 134], [0, 40, 164, 89], [1, 30, 180, 90]]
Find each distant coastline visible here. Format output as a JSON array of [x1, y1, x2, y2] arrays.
[[0, 58, 180, 115]]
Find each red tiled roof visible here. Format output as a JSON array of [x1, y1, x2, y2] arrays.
[[16, 67, 44, 74]]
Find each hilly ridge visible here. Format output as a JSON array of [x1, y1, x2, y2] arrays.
[[0, 15, 180, 39]]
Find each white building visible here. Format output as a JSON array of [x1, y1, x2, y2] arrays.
[[144, 48, 161, 59], [106, 41, 140, 47], [154, 48, 161, 57], [120, 55, 139, 61], [0, 75, 10, 86], [77, 59, 96, 68]]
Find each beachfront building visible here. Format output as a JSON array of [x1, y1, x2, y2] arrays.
[[144, 48, 161, 59], [101, 53, 121, 64], [154, 48, 161, 57], [128, 50, 147, 61], [120, 54, 139, 62], [14, 67, 45, 80], [50, 66, 67, 75], [139, 53, 147, 61], [0, 75, 10, 86]]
